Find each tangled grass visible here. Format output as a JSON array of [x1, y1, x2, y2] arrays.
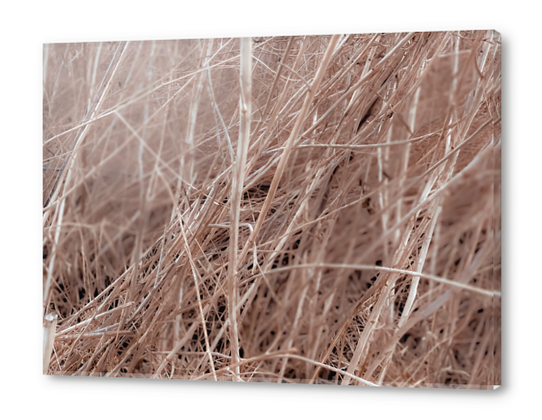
[[43, 31, 501, 388]]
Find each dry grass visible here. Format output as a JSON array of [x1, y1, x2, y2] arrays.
[[43, 30, 501, 388]]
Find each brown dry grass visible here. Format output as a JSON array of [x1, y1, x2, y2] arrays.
[[43, 31, 501, 388]]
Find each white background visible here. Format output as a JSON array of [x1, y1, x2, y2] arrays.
[[0, 1, 539, 418]]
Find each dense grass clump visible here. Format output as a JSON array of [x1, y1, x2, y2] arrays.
[[43, 31, 501, 388]]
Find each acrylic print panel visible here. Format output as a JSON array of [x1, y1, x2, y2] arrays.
[[42, 31, 501, 389]]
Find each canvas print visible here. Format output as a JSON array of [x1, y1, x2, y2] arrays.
[[43, 31, 501, 388]]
